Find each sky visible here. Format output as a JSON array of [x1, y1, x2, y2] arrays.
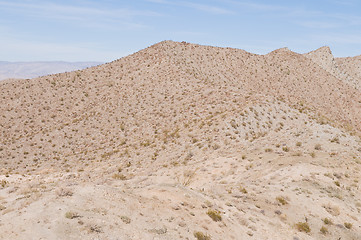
[[1, 0, 361, 62]]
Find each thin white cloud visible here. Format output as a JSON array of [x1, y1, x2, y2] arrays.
[[332, 0, 358, 6], [147, 0, 233, 14], [0, 0, 159, 29], [224, 0, 288, 11], [296, 21, 341, 29], [172, 31, 205, 36]]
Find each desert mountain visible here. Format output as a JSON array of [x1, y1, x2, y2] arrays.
[[0, 61, 102, 81], [304, 46, 361, 90], [0, 41, 360, 240]]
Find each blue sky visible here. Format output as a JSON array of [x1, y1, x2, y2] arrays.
[[1, 0, 361, 62]]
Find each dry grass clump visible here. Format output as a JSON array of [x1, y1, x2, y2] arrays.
[[112, 173, 127, 180], [323, 217, 332, 225], [0, 180, 8, 189], [239, 186, 248, 194], [330, 136, 340, 143], [320, 226, 328, 234], [282, 146, 290, 152], [323, 203, 340, 216], [344, 222, 352, 229], [314, 144, 322, 150], [295, 222, 310, 233], [56, 188, 73, 197], [65, 211, 80, 219], [276, 196, 288, 205], [121, 216, 131, 224], [181, 169, 197, 186], [206, 209, 222, 222], [194, 231, 211, 240]]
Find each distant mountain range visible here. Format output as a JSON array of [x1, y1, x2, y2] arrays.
[[0, 61, 103, 80]]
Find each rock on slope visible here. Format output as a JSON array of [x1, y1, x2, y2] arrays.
[[0, 41, 360, 240]]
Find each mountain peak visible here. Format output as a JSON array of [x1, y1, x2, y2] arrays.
[[306, 46, 333, 58]]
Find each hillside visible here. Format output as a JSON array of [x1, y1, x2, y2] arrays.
[[0, 61, 102, 81], [0, 41, 360, 240]]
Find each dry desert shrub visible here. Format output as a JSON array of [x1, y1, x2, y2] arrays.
[[344, 222, 352, 229], [323, 217, 333, 225], [295, 222, 310, 233], [0, 180, 8, 188], [206, 209, 222, 222], [276, 196, 288, 205], [194, 231, 211, 240], [323, 203, 340, 216], [178, 168, 197, 186], [121, 216, 131, 224], [282, 146, 290, 152], [112, 173, 127, 180], [65, 211, 80, 219], [314, 144, 322, 150], [320, 226, 328, 234], [56, 188, 73, 197]]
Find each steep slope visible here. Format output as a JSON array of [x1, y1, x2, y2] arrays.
[[335, 55, 361, 85], [304, 47, 361, 90], [0, 41, 360, 240]]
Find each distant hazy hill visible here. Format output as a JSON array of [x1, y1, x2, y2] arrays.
[[0, 61, 103, 80]]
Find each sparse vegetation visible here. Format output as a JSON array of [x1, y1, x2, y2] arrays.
[[295, 222, 310, 233], [121, 216, 131, 224], [194, 231, 211, 240], [112, 173, 127, 180], [0, 40, 361, 240], [344, 222, 352, 229], [207, 209, 222, 222], [314, 144, 322, 150], [320, 226, 328, 234], [323, 218, 332, 225], [276, 196, 288, 205], [65, 211, 79, 219], [282, 146, 290, 152], [0, 180, 8, 188], [239, 186, 248, 194]]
